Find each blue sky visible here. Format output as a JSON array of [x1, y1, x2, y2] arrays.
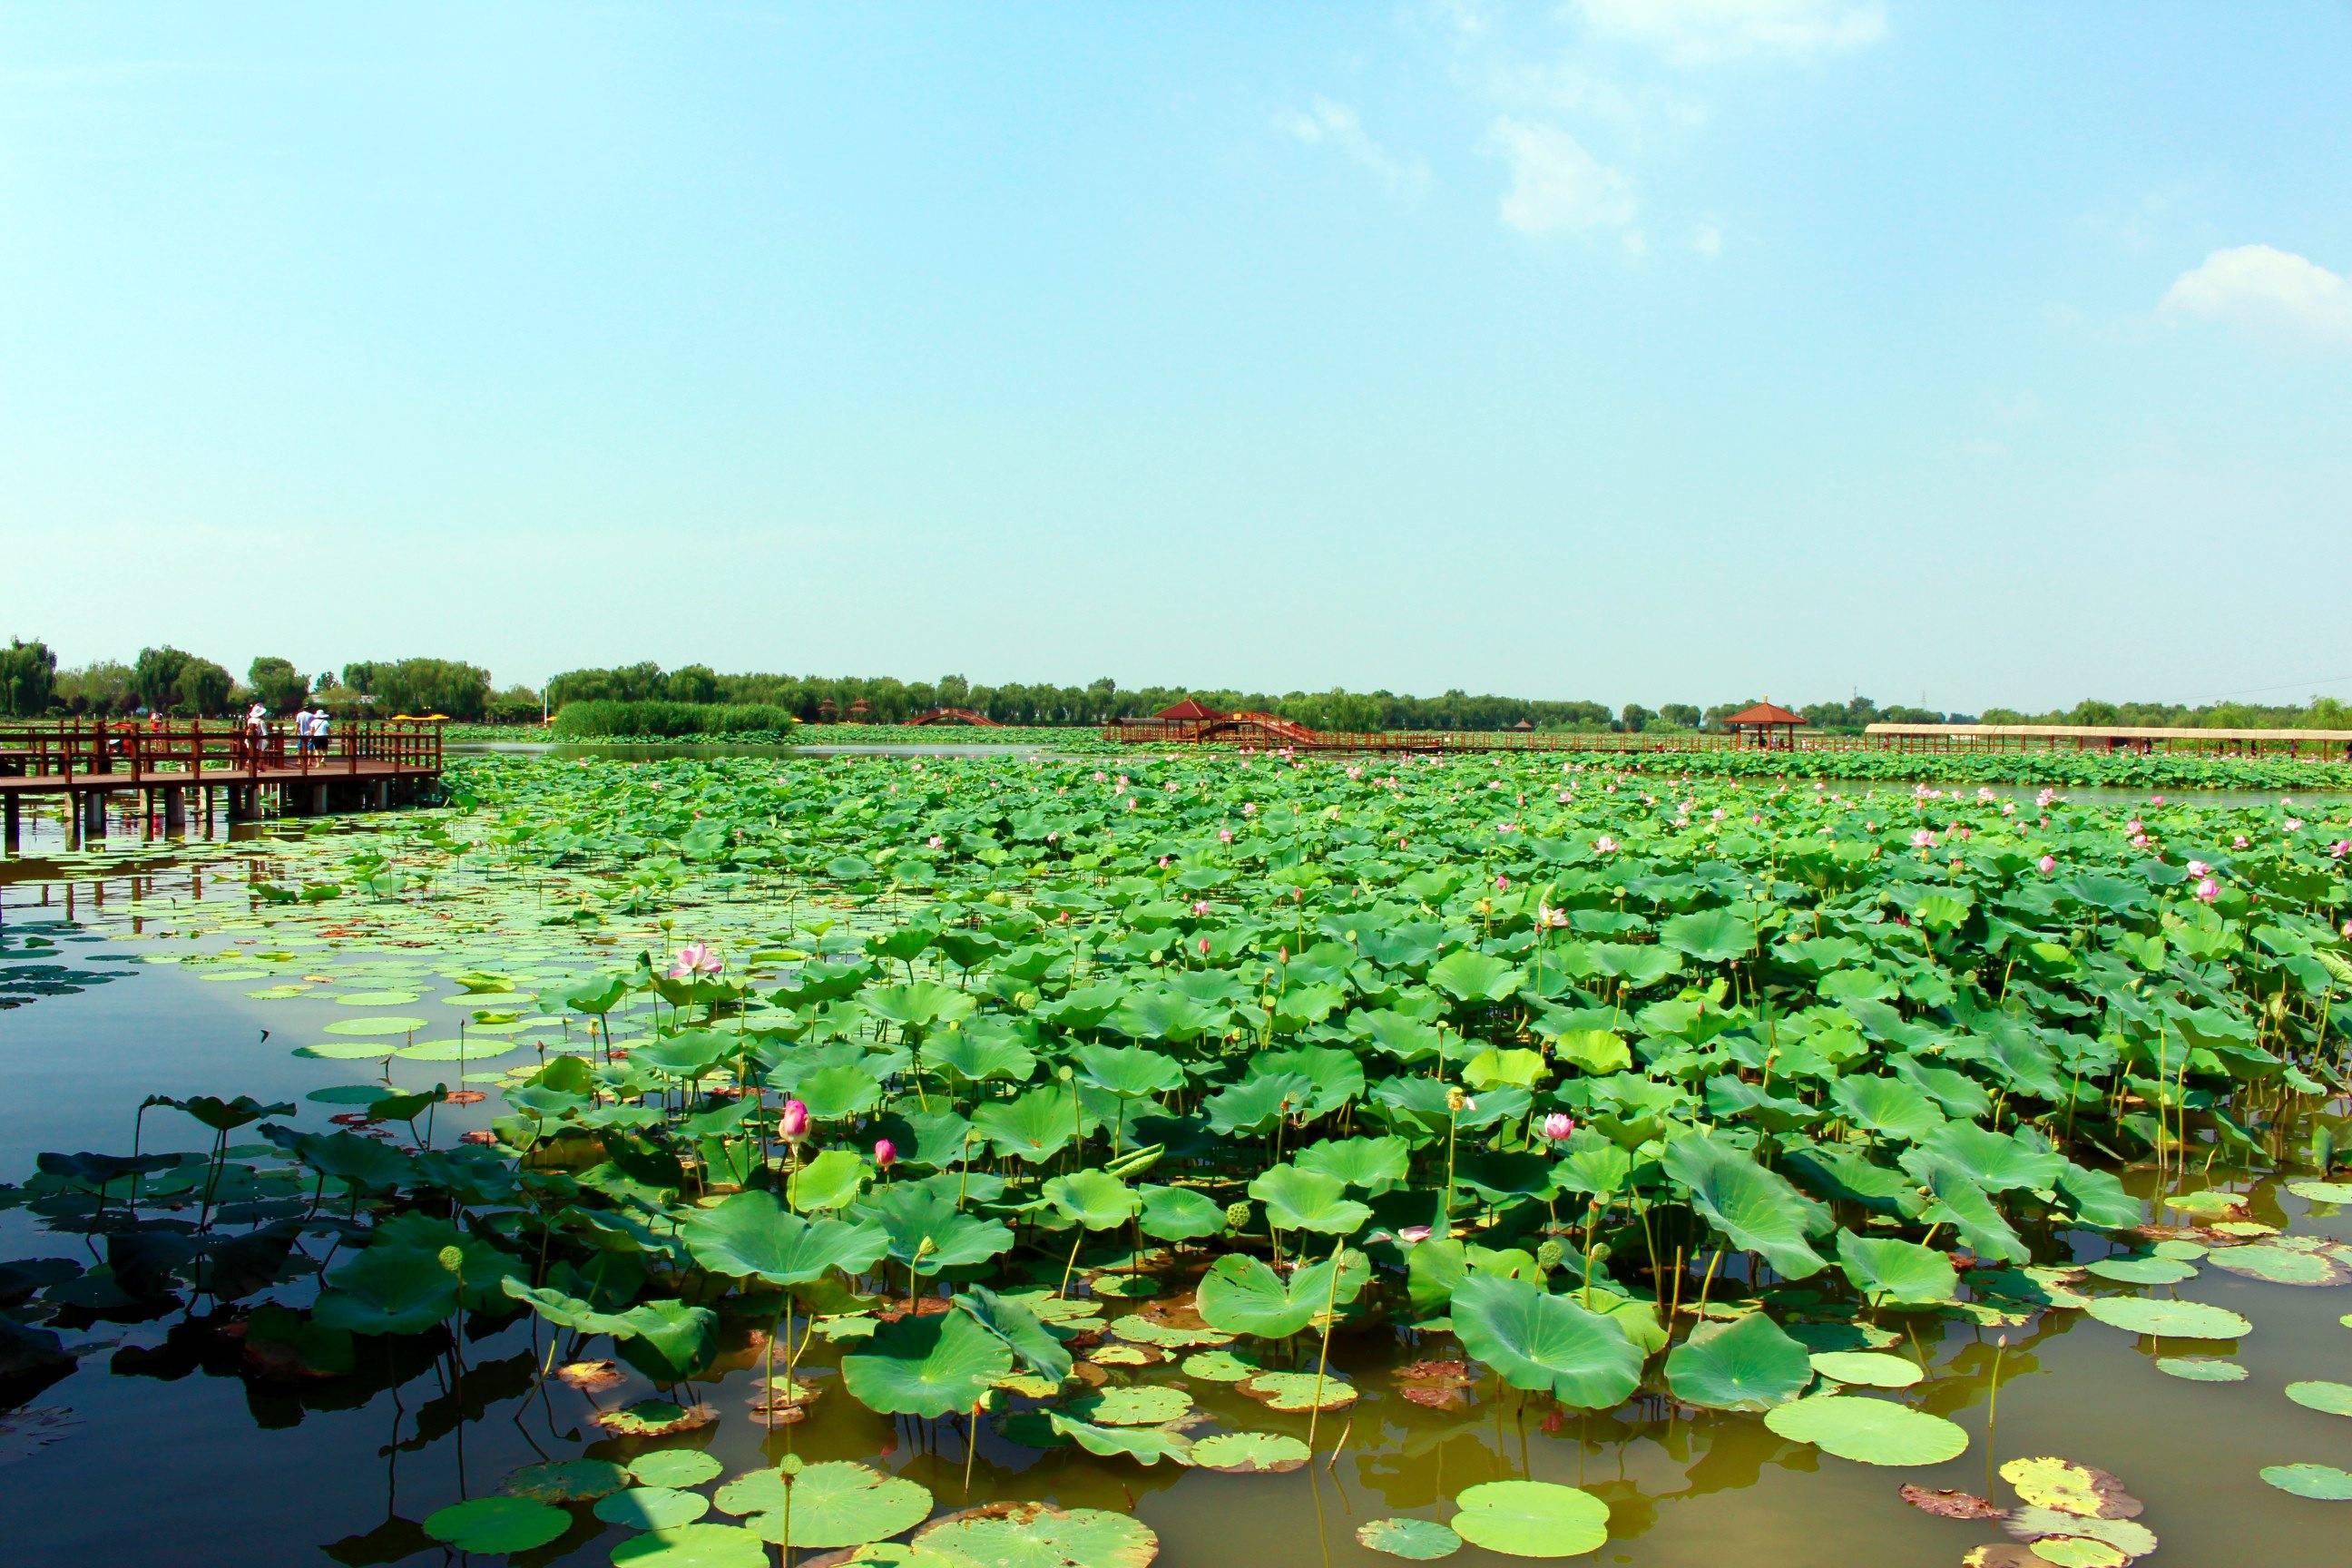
[[4, 2, 2347, 710]]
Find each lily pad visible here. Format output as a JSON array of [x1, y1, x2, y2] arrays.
[[722, 1460, 933, 1548], [422, 1495, 571, 1553], [2259, 1462, 2352, 1500], [1764, 1395, 1969, 1465], [2284, 1379, 2352, 1416], [1808, 1350, 1923, 1388], [1449, 1480, 1610, 1559], [1240, 1371, 1357, 1412], [609, 1523, 772, 1567], [2082, 1296, 2249, 1338], [1191, 1431, 1310, 1473], [630, 1450, 725, 1488], [1357, 1517, 1464, 1560], [505, 1456, 632, 1501], [2154, 1357, 2246, 1382], [911, 1503, 1158, 1567]]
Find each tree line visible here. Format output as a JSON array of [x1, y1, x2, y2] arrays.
[[0, 638, 534, 722], [8, 639, 2347, 734]]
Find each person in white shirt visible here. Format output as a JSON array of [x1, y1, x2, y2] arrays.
[[311, 706, 332, 758], [245, 703, 268, 768]]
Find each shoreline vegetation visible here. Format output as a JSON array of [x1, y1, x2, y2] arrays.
[[7, 640, 2352, 740]]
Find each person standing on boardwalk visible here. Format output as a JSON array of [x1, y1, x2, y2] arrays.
[[245, 701, 268, 768], [311, 703, 332, 761]]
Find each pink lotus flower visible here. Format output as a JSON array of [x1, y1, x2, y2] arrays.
[[1191, 899, 1210, 917], [1494, 874, 1509, 891], [2186, 860, 2210, 878], [1396, 1225, 1434, 1244], [2232, 834, 2249, 848], [2131, 833, 2148, 848], [2331, 840, 2349, 860], [780, 1099, 809, 1140], [874, 1139, 897, 1169], [927, 835, 944, 849], [1593, 835, 1620, 856], [2037, 854, 2056, 876], [2195, 877, 2219, 903], [1219, 828, 1234, 844], [1539, 1112, 1574, 1142], [1198, 936, 1210, 956], [667, 942, 720, 980], [1911, 829, 1937, 849]]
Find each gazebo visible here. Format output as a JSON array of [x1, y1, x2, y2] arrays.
[[1155, 698, 1223, 722], [1721, 700, 1809, 750]]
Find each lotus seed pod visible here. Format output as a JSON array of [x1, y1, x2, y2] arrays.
[[1224, 1200, 1253, 1232], [436, 1245, 465, 1275], [1535, 1240, 1565, 1271]]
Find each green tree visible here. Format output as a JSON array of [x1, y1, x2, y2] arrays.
[[247, 655, 309, 711], [0, 637, 58, 717], [1658, 703, 1700, 730], [54, 661, 134, 716]]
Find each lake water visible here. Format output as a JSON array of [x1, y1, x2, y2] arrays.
[[3, 792, 2349, 1567]]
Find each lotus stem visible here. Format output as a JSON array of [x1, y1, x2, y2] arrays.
[[1306, 1239, 1347, 1451]]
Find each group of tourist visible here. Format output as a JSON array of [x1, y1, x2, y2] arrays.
[[239, 701, 335, 765]]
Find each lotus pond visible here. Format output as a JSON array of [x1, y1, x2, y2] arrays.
[[4, 750, 2351, 1568]]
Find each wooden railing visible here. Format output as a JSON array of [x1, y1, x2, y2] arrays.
[[0, 719, 444, 784]]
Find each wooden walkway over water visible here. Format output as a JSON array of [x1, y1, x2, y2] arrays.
[[0, 720, 444, 848]]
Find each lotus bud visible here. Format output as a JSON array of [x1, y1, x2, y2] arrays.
[[1445, 1086, 1467, 1114], [1534, 1240, 1565, 1271], [1539, 1112, 1574, 1143], [780, 1099, 809, 1140], [1224, 1200, 1253, 1233], [874, 1139, 897, 1169]]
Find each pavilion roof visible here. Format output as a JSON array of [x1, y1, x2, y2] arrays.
[[1155, 698, 1222, 720], [1722, 701, 1809, 727]]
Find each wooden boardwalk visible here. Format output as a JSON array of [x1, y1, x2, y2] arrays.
[[0, 719, 443, 846]]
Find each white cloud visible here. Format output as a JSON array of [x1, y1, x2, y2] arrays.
[[1485, 118, 1636, 236], [1691, 220, 1723, 257], [1570, 0, 1888, 66], [1278, 97, 1431, 201], [2161, 245, 2352, 348]]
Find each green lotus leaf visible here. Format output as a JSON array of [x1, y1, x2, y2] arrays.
[[788, 1148, 872, 1212], [2082, 1296, 2250, 1338], [1043, 1169, 1140, 1230], [1073, 1043, 1186, 1099], [1240, 1369, 1358, 1411], [2208, 1243, 2349, 1286], [681, 1191, 888, 1287], [1427, 950, 1526, 1004], [1449, 1479, 1610, 1559], [1764, 1394, 1969, 1465], [840, 1310, 1014, 1418], [1044, 1414, 1193, 1465], [2154, 1356, 2246, 1381], [2259, 1463, 2352, 1500], [1194, 1250, 1367, 1338], [910, 1503, 1158, 1567], [2286, 1379, 2352, 1416], [1660, 909, 1757, 963], [1660, 1133, 1829, 1279], [2084, 1254, 2197, 1286], [1450, 1275, 1641, 1408], [1136, 1183, 1225, 1241], [724, 1460, 934, 1548], [1357, 1517, 1464, 1560], [860, 1186, 1015, 1277], [504, 1456, 632, 1501], [320, 1015, 429, 1037], [1664, 1311, 1813, 1411], [422, 1495, 570, 1553], [951, 1285, 1073, 1383], [1248, 1165, 1372, 1235], [1835, 1231, 1959, 1307], [970, 1087, 1081, 1163], [1066, 1384, 1193, 1426], [629, 1450, 726, 1488], [1191, 1430, 1309, 1473], [1808, 1350, 1924, 1388]]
